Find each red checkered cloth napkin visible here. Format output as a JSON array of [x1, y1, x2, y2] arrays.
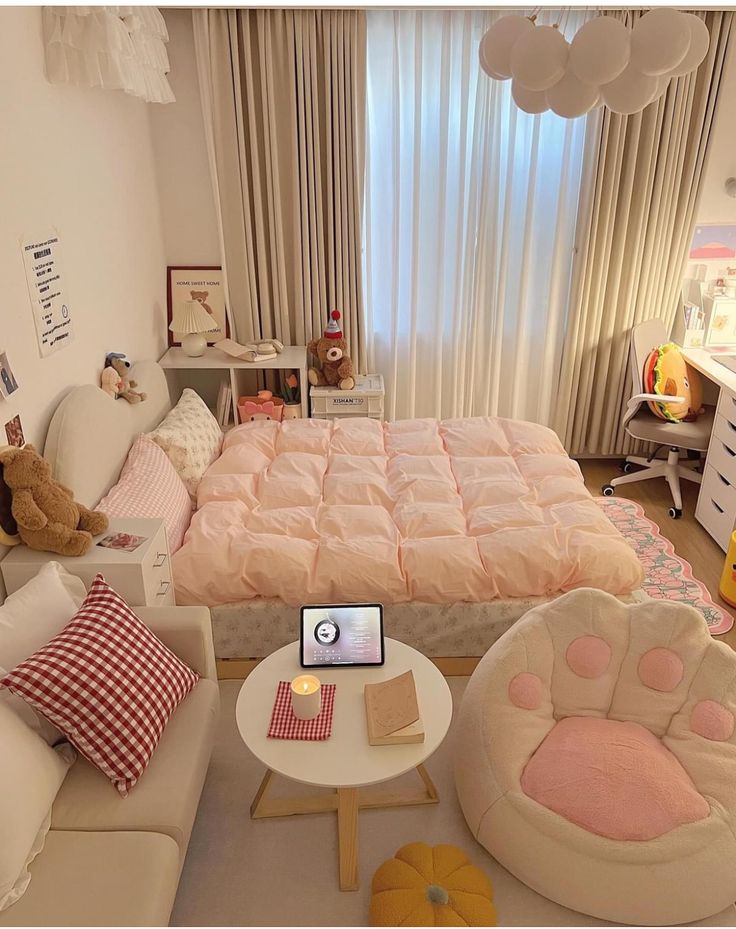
[[267, 681, 336, 740]]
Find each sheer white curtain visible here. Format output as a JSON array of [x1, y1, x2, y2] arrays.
[[363, 10, 597, 422]]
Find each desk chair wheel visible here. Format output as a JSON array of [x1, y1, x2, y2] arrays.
[[621, 461, 634, 473], [602, 484, 615, 496], [668, 507, 683, 519]]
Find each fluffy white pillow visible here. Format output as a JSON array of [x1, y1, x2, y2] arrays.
[[147, 388, 223, 497], [0, 700, 73, 912], [0, 562, 86, 743]]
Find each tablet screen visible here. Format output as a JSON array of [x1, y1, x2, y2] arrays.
[[300, 604, 384, 668]]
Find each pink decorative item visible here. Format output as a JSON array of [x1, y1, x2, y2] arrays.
[[690, 699, 735, 742], [565, 635, 612, 679], [508, 672, 543, 710], [237, 395, 284, 424], [520, 716, 709, 842], [638, 647, 684, 692]]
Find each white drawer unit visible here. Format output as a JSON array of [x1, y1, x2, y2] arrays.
[[1, 517, 175, 607], [310, 374, 385, 420], [708, 415, 736, 487], [696, 463, 736, 551], [717, 385, 736, 423]]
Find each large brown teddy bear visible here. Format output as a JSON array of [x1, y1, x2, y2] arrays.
[[0, 445, 108, 557], [307, 310, 355, 391]]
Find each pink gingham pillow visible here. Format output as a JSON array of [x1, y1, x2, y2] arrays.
[[98, 435, 192, 553], [0, 575, 199, 796]]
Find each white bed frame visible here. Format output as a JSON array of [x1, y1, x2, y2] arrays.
[[44, 361, 172, 508]]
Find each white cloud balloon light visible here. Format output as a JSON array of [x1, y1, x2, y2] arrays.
[[479, 11, 710, 119]]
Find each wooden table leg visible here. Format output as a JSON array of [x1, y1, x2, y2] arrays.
[[337, 787, 359, 891], [250, 769, 273, 818]]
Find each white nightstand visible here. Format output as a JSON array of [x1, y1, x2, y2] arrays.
[[1, 518, 174, 607]]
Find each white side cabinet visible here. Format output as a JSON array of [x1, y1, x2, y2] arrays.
[[1, 518, 174, 606], [696, 389, 736, 551]]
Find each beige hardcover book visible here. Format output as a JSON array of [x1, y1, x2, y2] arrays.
[[364, 670, 425, 746]]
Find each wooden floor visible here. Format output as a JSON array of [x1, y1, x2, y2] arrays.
[[580, 459, 736, 652]]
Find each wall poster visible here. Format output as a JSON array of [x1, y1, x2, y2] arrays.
[[21, 229, 73, 357]]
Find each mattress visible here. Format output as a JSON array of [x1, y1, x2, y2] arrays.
[[172, 415, 644, 607]]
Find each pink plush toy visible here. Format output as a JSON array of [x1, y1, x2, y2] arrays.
[[241, 400, 277, 422]]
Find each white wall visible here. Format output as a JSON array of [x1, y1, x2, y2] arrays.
[[149, 9, 220, 266], [0, 7, 168, 449]]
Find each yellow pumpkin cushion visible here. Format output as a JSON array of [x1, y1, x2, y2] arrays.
[[370, 842, 496, 927]]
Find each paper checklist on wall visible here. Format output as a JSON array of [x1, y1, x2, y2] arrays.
[[21, 229, 74, 357]]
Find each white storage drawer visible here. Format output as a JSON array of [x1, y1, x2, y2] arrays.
[[708, 417, 736, 487], [696, 464, 736, 551], [1, 518, 174, 606], [717, 388, 736, 423]]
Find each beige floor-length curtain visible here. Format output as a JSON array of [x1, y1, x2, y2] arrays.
[[193, 9, 366, 370], [554, 11, 733, 457]]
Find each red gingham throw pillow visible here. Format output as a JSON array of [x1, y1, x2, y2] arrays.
[[0, 575, 199, 796]]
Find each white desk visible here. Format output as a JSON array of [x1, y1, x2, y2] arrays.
[[682, 347, 736, 551], [159, 346, 309, 421], [681, 348, 736, 396]]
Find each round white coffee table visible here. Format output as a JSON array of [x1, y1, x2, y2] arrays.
[[235, 638, 453, 891]]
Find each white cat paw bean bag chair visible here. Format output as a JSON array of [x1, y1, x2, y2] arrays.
[[454, 588, 736, 926]]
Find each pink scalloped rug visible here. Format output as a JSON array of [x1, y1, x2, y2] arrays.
[[598, 497, 733, 636]]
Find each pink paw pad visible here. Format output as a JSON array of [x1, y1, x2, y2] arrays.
[[691, 700, 735, 742], [638, 647, 684, 692], [509, 672, 544, 710], [566, 635, 611, 679]]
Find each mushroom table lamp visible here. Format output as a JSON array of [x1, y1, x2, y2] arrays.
[[169, 300, 218, 357]]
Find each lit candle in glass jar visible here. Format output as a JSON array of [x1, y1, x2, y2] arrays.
[[290, 675, 321, 720]]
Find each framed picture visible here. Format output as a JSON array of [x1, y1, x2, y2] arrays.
[[167, 266, 230, 347], [4, 414, 24, 448], [0, 351, 19, 399], [689, 224, 736, 261]]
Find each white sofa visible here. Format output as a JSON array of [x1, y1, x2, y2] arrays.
[[0, 606, 219, 928]]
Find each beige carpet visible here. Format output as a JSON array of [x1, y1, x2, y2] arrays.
[[171, 680, 736, 928]]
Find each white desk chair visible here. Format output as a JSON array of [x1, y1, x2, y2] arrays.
[[602, 319, 715, 518]]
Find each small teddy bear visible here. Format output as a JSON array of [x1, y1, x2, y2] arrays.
[[307, 310, 355, 390], [101, 353, 147, 404], [0, 445, 108, 557]]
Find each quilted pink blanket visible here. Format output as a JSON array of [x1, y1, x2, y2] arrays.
[[172, 417, 643, 607]]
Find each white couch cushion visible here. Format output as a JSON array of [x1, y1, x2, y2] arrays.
[[0, 562, 86, 743], [51, 678, 219, 855], [0, 830, 179, 927], [0, 702, 73, 912]]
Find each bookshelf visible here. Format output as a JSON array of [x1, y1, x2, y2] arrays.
[[159, 346, 309, 424]]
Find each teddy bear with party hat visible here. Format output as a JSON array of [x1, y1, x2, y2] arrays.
[[307, 309, 355, 390]]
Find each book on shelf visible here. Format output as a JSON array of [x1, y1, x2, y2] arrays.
[[216, 382, 232, 427], [364, 670, 425, 746]]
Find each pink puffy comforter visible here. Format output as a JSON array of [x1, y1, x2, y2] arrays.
[[172, 416, 643, 607]]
